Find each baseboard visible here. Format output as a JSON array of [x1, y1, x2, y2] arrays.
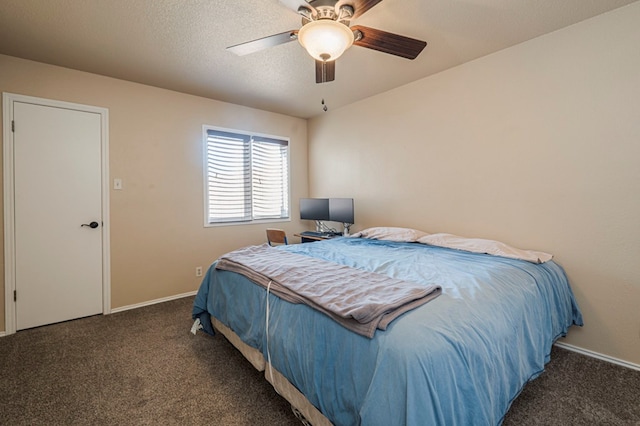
[[0, 291, 197, 336], [110, 291, 197, 314], [554, 342, 640, 372]]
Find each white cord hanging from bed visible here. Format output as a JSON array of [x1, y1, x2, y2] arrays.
[[265, 279, 279, 394]]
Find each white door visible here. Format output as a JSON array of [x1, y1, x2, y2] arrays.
[[13, 101, 103, 330]]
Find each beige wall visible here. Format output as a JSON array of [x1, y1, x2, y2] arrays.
[[308, 4, 640, 365], [0, 54, 308, 331]]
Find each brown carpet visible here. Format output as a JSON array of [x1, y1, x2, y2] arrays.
[[0, 296, 638, 425]]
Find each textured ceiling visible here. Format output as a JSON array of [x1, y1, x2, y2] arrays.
[[0, 0, 637, 118]]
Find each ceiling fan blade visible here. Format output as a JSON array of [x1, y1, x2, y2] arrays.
[[351, 25, 426, 60], [315, 60, 335, 84], [338, 0, 383, 19], [227, 30, 298, 56]]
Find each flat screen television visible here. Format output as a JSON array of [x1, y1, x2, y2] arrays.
[[329, 198, 354, 224], [299, 198, 330, 221]]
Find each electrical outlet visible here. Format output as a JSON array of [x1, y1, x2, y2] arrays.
[[195, 266, 203, 277]]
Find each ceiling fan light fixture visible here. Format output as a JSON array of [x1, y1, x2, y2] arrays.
[[297, 19, 355, 62]]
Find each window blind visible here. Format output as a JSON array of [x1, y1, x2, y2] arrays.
[[205, 128, 289, 224]]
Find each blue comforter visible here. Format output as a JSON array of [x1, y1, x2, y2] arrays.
[[193, 237, 583, 425]]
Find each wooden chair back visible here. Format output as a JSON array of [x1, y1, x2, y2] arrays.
[[266, 228, 288, 246]]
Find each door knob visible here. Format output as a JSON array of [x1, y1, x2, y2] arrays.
[[81, 221, 100, 229]]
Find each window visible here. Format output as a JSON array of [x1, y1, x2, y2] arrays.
[[204, 126, 290, 225]]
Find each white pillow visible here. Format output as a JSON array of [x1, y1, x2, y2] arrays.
[[417, 233, 553, 263], [350, 227, 429, 242]]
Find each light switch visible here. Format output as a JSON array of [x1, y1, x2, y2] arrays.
[[113, 178, 122, 190]]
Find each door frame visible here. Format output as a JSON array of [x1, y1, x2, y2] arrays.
[[2, 92, 111, 335]]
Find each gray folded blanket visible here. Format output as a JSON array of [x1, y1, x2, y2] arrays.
[[216, 244, 442, 338]]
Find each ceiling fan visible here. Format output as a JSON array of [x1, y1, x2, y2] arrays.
[[227, 0, 427, 84]]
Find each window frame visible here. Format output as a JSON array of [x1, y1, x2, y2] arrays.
[[202, 125, 291, 227]]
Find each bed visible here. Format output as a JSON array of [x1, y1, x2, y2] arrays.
[[192, 230, 583, 425]]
